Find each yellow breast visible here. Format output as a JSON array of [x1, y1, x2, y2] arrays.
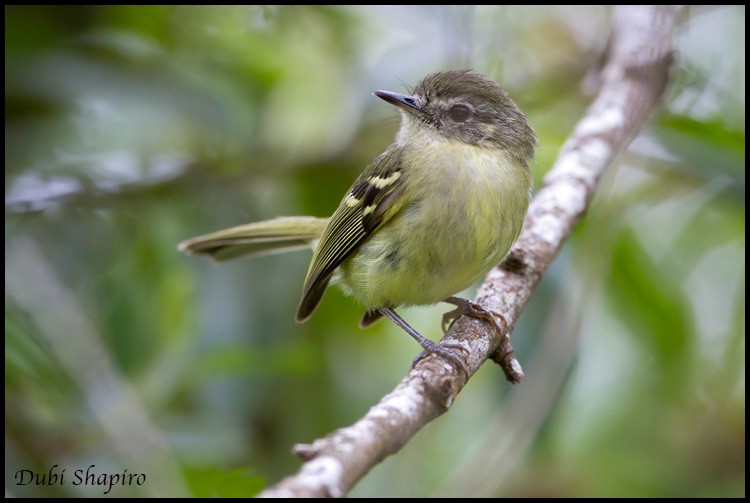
[[338, 140, 531, 309]]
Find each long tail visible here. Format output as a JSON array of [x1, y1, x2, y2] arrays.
[[178, 216, 328, 261]]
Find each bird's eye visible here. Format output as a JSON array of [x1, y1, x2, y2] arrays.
[[448, 104, 471, 122]]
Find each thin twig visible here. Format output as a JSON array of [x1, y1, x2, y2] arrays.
[[258, 5, 679, 498]]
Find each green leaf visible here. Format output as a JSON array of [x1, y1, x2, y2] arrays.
[[185, 467, 264, 498], [606, 230, 693, 372]]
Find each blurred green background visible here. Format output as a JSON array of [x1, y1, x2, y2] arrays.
[[5, 5, 744, 497]]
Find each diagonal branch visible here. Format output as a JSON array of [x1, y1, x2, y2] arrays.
[[257, 5, 680, 498]]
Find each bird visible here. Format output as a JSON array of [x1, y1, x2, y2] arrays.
[[179, 69, 537, 373]]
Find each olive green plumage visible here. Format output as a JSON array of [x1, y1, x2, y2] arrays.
[[180, 69, 537, 346]]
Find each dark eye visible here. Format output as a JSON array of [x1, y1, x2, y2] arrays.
[[448, 104, 471, 122]]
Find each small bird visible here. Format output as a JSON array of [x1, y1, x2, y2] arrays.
[[179, 70, 537, 372]]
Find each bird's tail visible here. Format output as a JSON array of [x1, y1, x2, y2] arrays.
[[178, 216, 328, 261]]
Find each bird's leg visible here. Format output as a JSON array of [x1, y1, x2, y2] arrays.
[[379, 307, 468, 376], [441, 296, 507, 334], [441, 296, 523, 384]]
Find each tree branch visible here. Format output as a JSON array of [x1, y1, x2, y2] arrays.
[[258, 5, 679, 498]]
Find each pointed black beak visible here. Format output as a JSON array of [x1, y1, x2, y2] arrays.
[[373, 90, 425, 114]]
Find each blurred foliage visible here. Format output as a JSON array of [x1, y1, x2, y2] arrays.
[[5, 5, 744, 498]]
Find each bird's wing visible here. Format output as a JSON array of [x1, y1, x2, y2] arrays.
[[296, 146, 407, 321]]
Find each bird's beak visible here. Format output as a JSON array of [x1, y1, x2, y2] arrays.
[[373, 90, 425, 114]]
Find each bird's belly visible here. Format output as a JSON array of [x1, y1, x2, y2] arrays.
[[338, 179, 525, 309]]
